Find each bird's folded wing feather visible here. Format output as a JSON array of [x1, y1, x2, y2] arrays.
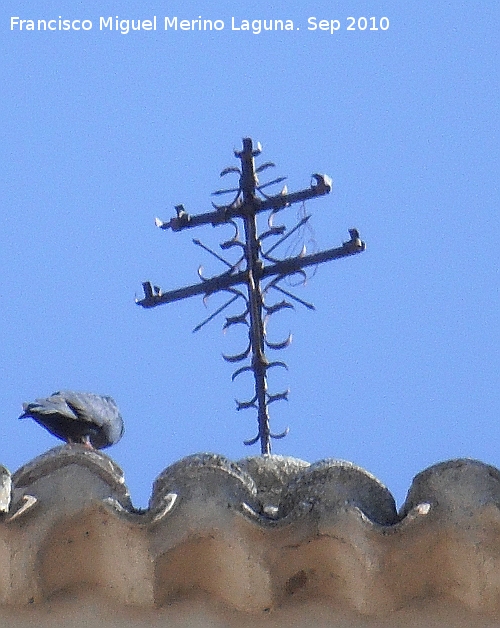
[[27, 395, 79, 421], [55, 391, 119, 428]]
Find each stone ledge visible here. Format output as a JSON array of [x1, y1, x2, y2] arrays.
[[1, 452, 500, 614]]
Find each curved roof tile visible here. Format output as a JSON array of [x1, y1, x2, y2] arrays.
[[1, 450, 500, 615]]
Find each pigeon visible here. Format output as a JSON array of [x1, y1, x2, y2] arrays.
[[19, 390, 124, 449]]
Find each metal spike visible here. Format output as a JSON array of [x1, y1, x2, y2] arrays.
[[266, 360, 288, 371], [270, 427, 289, 439], [193, 239, 234, 269], [197, 265, 208, 281], [255, 161, 275, 173], [220, 220, 244, 250], [288, 269, 308, 285], [221, 240, 245, 252], [223, 313, 249, 330], [220, 166, 241, 177], [263, 214, 311, 257], [211, 200, 230, 211], [222, 342, 251, 363], [265, 334, 292, 351], [259, 226, 286, 241], [212, 186, 241, 196], [271, 284, 315, 310], [243, 433, 260, 446], [267, 209, 278, 228], [220, 234, 243, 250], [193, 294, 240, 333], [256, 176, 287, 191], [232, 365, 253, 380], [267, 390, 289, 404], [211, 190, 241, 210], [236, 394, 258, 411], [265, 300, 294, 315]]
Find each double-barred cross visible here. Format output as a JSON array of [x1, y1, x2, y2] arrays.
[[137, 138, 365, 454]]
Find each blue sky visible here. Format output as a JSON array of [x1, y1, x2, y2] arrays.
[[1, 1, 499, 508]]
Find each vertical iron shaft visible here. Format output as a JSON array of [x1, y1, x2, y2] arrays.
[[238, 139, 272, 455]]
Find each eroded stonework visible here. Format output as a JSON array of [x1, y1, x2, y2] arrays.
[[1, 447, 500, 624]]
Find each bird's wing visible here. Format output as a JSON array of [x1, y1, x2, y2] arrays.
[[55, 390, 120, 428], [24, 394, 79, 421]]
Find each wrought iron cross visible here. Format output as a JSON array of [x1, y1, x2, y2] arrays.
[[137, 138, 365, 454]]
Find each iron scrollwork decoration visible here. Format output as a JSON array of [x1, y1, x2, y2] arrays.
[[137, 138, 365, 454]]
